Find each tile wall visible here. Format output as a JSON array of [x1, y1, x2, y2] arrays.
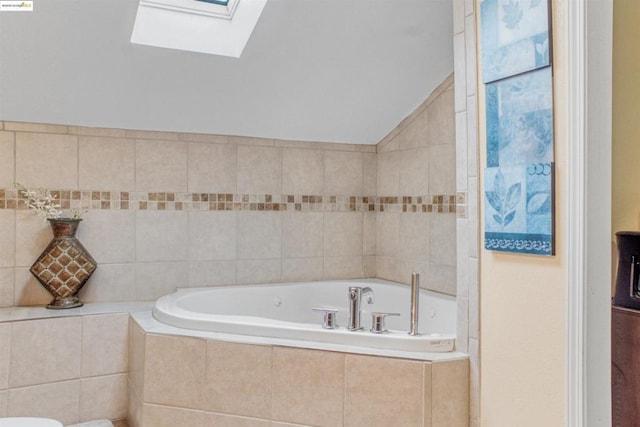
[[374, 76, 457, 294], [0, 77, 456, 308], [452, 0, 481, 424], [128, 318, 469, 427], [0, 312, 129, 425]]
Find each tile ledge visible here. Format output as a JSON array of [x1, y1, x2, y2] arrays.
[[0, 301, 154, 324]]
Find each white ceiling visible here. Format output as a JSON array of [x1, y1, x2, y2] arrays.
[[0, 0, 453, 144]]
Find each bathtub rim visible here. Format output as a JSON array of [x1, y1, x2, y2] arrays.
[[148, 278, 463, 362]]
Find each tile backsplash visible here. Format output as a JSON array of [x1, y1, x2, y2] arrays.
[[0, 75, 456, 307]]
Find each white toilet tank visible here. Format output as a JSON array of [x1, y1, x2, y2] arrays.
[[0, 418, 63, 427]]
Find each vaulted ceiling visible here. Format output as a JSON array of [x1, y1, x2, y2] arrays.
[[0, 0, 453, 144]]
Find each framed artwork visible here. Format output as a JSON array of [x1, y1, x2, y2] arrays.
[[483, 67, 555, 255], [485, 67, 553, 168], [484, 163, 555, 255], [480, 0, 551, 83]]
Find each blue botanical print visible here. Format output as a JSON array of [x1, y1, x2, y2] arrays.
[[502, 0, 523, 29], [485, 169, 522, 230]]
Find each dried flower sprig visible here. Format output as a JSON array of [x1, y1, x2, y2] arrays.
[[16, 182, 90, 220]]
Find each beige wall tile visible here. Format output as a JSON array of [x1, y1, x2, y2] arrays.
[[399, 213, 429, 262], [203, 413, 269, 427], [189, 260, 236, 287], [237, 145, 282, 195], [7, 380, 80, 426], [281, 257, 323, 283], [424, 363, 433, 427], [0, 324, 9, 390], [429, 143, 456, 194], [82, 313, 129, 377], [376, 212, 399, 257], [323, 256, 363, 280], [363, 212, 376, 256], [0, 210, 15, 268], [272, 347, 344, 426], [324, 151, 362, 195], [188, 211, 236, 261], [362, 152, 377, 195], [429, 214, 457, 266], [128, 381, 144, 427], [431, 359, 469, 427], [428, 263, 456, 296], [69, 126, 127, 138], [13, 267, 51, 306], [143, 404, 205, 427], [144, 334, 205, 409], [135, 262, 189, 301], [5, 122, 68, 134], [128, 318, 146, 398], [228, 136, 274, 147], [0, 131, 14, 187], [205, 341, 271, 418], [363, 255, 376, 278], [80, 374, 128, 422], [15, 132, 78, 189], [236, 259, 281, 285], [400, 109, 429, 150], [9, 317, 81, 387], [237, 212, 281, 259], [282, 213, 323, 258], [0, 390, 6, 417], [455, 111, 468, 191], [282, 148, 324, 195], [397, 260, 428, 287], [126, 130, 180, 141], [14, 210, 50, 268], [80, 210, 136, 264], [79, 136, 135, 190], [399, 148, 430, 195], [376, 151, 400, 196], [136, 139, 187, 192], [79, 263, 136, 303], [180, 133, 228, 144], [0, 268, 13, 308], [427, 88, 455, 146], [375, 256, 398, 283], [188, 142, 236, 193], [135, 211, 188, 262], [345, 355, 424, 427], [378, 134, 400, 153], [323, 212, 363, 257]]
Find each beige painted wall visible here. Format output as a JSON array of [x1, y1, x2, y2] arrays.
[[478, 0, 567, 425], [612, 0, 640, 235]]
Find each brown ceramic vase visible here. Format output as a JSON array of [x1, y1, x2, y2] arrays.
[[29, 218, 97, 309]]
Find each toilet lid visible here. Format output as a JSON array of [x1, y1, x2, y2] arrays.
[[0, 418, 63, 427]]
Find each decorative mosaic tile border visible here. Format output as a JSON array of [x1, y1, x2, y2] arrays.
[[0, 189, 457, 214]]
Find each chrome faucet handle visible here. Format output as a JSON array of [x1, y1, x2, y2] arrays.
[[312, 307, 339, 329], [370, 312, 400, 334]]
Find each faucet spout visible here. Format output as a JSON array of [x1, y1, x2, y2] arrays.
[[348, 286, 375, 331]]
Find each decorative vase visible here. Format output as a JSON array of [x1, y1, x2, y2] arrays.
[[29, 218, 97, 309]]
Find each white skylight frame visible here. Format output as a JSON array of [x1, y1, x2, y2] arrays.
[[131, 0, 268, 57], [139, 0, 239, 19]]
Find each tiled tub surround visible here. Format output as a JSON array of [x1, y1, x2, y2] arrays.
[[0, 303, 151, 426], [0, 81, 456, 309], [374, 76, 457, 295], [128, 315, 469, 427]]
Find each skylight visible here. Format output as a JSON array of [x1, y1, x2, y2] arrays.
[[131, 0, 267, 57]]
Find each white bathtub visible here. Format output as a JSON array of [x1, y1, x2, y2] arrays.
[[153, 279, 456, 353]]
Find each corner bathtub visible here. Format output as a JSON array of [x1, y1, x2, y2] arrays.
[[153, 279, 456, 354]]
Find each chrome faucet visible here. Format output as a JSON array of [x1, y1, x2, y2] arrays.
[[348, 286, 374, 331]]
